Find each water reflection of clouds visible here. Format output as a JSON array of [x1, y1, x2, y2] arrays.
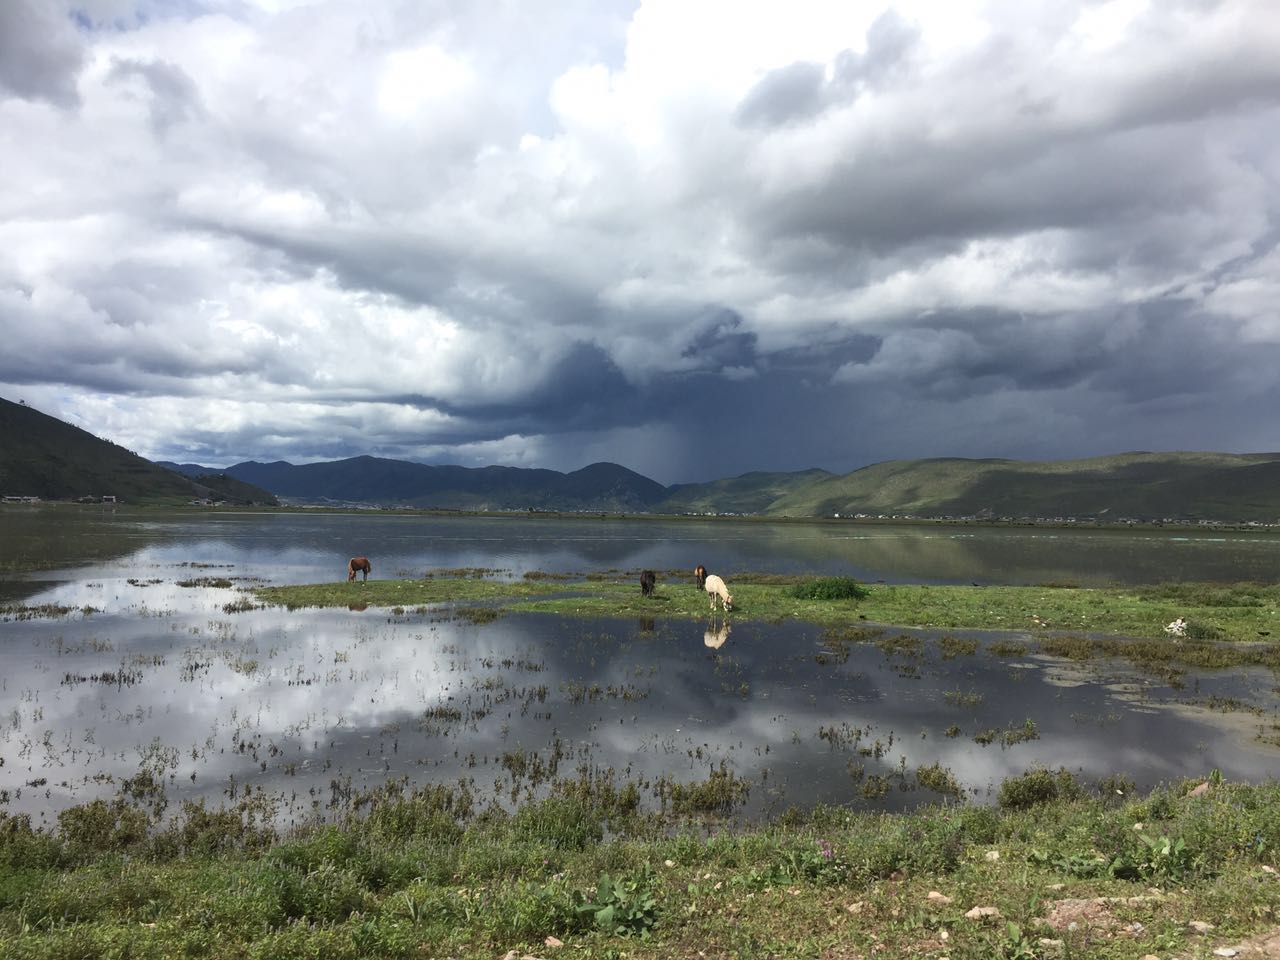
[[23, 576, 254, 618], [5, 529, 1280, 820]]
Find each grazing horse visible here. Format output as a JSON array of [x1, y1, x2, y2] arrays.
[[694, 564, 707, 590], [704, 573, 732, 612], [347, 556, 371, 582], [640, 570, 656, 597]]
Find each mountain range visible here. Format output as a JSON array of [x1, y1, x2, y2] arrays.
[[5, 395, 1280, 521], [160, 451, 1280, 522]]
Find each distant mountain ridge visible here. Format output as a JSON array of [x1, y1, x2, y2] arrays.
[[7, 394, 1280, 521], [163, 451, 1280, 522], [160, 456, 670, 512]]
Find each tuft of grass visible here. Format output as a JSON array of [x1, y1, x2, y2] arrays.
[[997, 767, 1083, 809], [788, 576, 870, 602], [915, 762, 964, 797], [938, 634, 979, 658], [655, 764, 750, 816]]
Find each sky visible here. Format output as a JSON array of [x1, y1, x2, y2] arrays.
[[2, 0, 1279, 485]]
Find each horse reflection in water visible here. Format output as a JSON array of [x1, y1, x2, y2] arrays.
[[347, 556, 371, 582], [703, 620, 731, 650]]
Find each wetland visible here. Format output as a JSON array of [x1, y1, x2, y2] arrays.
[[4, 506, 1280, 958], [3, 507, 1279, 825]]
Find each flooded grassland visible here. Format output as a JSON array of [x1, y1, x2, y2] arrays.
[[5, 509, 1280, 959], [2, 508, 1279, 828]]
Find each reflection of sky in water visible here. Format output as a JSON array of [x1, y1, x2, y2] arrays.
[[3, 566, 1278, 825]]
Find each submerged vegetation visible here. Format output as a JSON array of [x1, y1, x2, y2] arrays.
[[0, 774, 1277, 959]]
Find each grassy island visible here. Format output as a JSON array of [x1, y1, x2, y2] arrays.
[[252, 573, 1280, 664]]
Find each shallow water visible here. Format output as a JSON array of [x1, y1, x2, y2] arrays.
[[2, 508, 1279, 823], [6, 507, 1280, 590]]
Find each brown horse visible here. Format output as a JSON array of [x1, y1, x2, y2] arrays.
[[694, 564, 707, 590], [347, 556, 371, 582]]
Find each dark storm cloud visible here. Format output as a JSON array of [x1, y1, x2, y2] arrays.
[[750, 118, 1249, 265], [424, 342, 640, 430], [0, 0, 84, 107], [679, 310, 758, 370]]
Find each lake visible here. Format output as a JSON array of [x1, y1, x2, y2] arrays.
[[2, 507, 1278, 825]]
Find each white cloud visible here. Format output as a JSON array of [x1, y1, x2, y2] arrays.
[[3, 0, 1279, 481]]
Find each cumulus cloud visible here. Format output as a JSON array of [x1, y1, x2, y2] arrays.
[[2, 0, 1280, 483], [0, 0, 85, 107]]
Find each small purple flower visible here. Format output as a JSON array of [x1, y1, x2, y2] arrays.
[[818, 839, 835, 860]]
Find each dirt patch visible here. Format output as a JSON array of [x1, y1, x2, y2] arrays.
[[1041, 895, 1162, 935]]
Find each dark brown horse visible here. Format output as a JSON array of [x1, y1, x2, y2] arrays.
[[347, 556, 371, 582], [640, 569, 656, 597], [694, 564, 707, 590]]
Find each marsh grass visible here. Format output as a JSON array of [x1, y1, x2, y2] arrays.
[[915, 761, 964, 797], [0, 603, 100, 621], [654, 764, 750, 816], [175, 577, 234, 589], [253, 576, 1280, 649], [254, 577, 568, 610], [2, 776, 1279, 959], [938, 634, 980, 658]]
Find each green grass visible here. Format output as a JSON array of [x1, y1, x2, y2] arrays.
[[252, 575, 1280, 649], [253, 576, 570, 609], [1, 776, 1278, 959], [788, 576, 871, 601]]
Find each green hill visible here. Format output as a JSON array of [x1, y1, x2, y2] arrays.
[[659, 468, 834, 514], [0, 396, 277, 506], [763, 452, 1280, 522]]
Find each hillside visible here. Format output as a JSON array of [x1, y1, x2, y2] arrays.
[[660, 468, 834, 514], [763, 452, 1280, 522], [0, 397, 277, 506]]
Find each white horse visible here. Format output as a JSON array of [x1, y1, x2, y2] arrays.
[[704, 574, 733, 612]]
